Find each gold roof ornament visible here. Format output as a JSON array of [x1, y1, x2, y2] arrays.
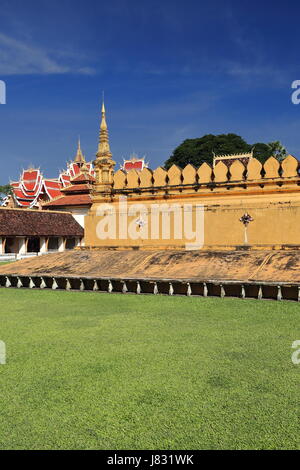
[[213, 151, 253, 168], [96, 99, 112, 159], [93, 96, 116, 195], [74, 137, 85, 164]]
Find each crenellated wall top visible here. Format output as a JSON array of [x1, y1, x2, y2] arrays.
[[112, 154, 300, 193]]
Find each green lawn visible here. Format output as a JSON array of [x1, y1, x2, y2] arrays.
[[0, 289, 299, 450]]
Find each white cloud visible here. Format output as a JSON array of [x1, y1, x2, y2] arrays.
[[0, 33, 95, 75], [222, 61, 288, 88]]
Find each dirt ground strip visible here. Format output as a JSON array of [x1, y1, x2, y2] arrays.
[[0, 249, 299, 283]]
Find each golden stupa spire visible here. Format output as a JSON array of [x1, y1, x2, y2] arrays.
[[93, 95, 116, 194], [74, 136, 85, 164], [96, 96, 112, 159]]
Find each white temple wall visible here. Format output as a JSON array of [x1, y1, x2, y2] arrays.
[[46, 207, 89, 228]]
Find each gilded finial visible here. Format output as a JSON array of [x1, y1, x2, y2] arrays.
[[96, 94, 112, 158], [74, 136, 85, 164], [93, 95, 116, 193]]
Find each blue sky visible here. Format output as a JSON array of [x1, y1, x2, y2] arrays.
[[0, 0, 300, 182]]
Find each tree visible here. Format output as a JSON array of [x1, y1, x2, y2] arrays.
[[252, 143, 273, 163], [164, 134, 287, 169], [267, 141, 287, 161], [252, 141, 287, 163], [0, 184, 12, 204], [164, 133, 250, 169]]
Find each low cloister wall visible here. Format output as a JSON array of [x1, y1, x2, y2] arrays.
[[0, 249, 299, 301], [1, 274, 299, 301]]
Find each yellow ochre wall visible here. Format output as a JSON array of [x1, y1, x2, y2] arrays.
[[85, 155, 300, 250]]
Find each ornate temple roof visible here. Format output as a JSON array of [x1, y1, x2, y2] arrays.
[[121, 154, 148, 172], [43, 155, 95, 209], [213, 151, 253, 168], [3, 140, 95, 209]]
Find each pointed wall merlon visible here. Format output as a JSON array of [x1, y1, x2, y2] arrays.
[[281, 155, 299, 178], [229, 160, 245, 181], [113, 169, 127, 189], [139, 168, 153, 188], [167, 165, 182, 186], [126, 170, 140, 189], [153, 167, 167, 186], [182, 164, 197, 185], [213, 161, 228, 183]]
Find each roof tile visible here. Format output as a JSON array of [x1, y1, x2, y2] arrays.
[[0, 208, 84, 237]]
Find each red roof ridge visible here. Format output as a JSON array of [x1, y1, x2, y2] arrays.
[[42, 194, 92, 207], [70, 172, 95, 183], [41, 194, 66, 205]]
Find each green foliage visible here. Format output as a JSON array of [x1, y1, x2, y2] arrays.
[[0, 184, 12, 195], [164, 133, 250, 169], [267, 141, 287, 161], [252, 141, 287, 163], [164, 134, 287, 169], [0, 289, 299, 449], [251, 142, 273, 162], [0, 184, 12, 202]]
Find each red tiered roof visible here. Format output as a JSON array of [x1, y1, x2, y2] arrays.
[[121, 155, 148, 172], [42, 163, 95, 209], [4, 159, 95, 209], [59, 173, 71, 187], [6, 168, 62, 208], [43, 194, 92, 207], [43, 180, 62, 199], [71, 173, 96, 183], [21, 169, 42, 192]]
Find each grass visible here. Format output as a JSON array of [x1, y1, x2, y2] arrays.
[[0, 289, 299, 450]]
